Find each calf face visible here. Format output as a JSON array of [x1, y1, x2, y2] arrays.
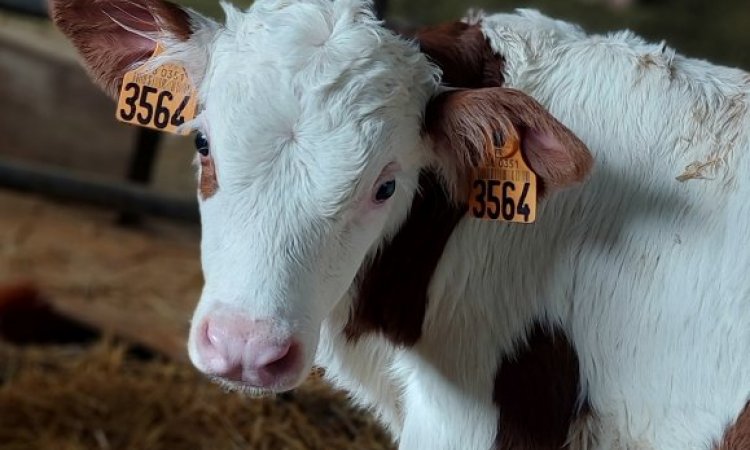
[[53, 0, 591, 394]]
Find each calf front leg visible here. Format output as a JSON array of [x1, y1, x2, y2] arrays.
[[396, 339, 500, 450]]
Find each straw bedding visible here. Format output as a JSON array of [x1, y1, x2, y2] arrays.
[[0, 341, 393, 450], [0, 190, 392, 450]]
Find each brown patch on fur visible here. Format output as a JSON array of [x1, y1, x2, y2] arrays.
[[51, 0, 192, 97], [716, 403, 750, 449], [340, 179, 588, 447], [494, 325, 584, 450], [414, 21, 505, 88], [199, 156, 218, 199], [344, 171, 466, 346], [425, 88, 593, 199]]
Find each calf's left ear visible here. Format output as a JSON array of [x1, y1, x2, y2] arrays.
[[51, 0, 213, 98], [425, 87, 593, 197]]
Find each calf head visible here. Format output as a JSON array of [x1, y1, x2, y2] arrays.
[[53, 0, 591, 394]]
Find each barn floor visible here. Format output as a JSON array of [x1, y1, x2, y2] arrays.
[[0, 341, 392, 450], [0, 189, 392, 450]]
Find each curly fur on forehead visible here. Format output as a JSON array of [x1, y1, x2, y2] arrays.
[[185, 0, 439, 208], [210, 0, 438, 108]]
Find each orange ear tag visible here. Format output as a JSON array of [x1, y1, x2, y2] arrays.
[[468, 132, 538, 224], [115, 44, 198, 135]]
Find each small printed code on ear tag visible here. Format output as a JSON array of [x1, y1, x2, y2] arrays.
[[469, 134, 538, 224], [115, 45, 197, 135]]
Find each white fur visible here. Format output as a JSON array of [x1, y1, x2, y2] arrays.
[[182, 0, 439, 394], [483, 10, 750, 448], [322, 9, 750, 450], [173, 3, 750, 449]]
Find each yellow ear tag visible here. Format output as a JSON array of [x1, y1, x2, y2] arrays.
[[115, 44, 198, 135], [468, 132, 538, 224]]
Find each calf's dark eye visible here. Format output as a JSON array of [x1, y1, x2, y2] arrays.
[[195, 132, 210, 156], [375, 180, 396, 202]]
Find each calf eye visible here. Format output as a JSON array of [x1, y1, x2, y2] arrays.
[[195, 132, 210, 156], [375, 180, 396, 202]]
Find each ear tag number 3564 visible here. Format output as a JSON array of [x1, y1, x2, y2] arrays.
[[116, 44, 197, 135], [469, 134, 538, 224]]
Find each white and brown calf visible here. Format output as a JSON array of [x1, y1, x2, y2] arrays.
[[53, 0, 750, 448]]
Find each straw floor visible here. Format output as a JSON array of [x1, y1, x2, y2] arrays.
[[0, 190, 392, 450], [0, 341, 393, 450]]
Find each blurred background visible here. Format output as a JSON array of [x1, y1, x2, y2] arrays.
[[0, 0, 748, 448]]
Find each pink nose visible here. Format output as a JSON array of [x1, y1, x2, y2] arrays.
[[195, 314, 302, 389]]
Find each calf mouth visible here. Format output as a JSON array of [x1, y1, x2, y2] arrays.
[[209, 376, 280, 398]]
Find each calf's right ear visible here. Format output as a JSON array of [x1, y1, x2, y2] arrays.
[[51, 0, 215, 98], [425, 87, 593, 199]]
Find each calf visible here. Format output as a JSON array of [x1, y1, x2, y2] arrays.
[[52, 0, 750, 448]]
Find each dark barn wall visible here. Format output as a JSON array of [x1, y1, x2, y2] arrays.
[[0, 16, 135, 178], [389, 0, 750, 71]]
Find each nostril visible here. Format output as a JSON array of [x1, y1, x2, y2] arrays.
[[205, 319, 227, 349], [262, 340, 301, 379], [254, 341, 291, 367], [198, 318, 233, 375]]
